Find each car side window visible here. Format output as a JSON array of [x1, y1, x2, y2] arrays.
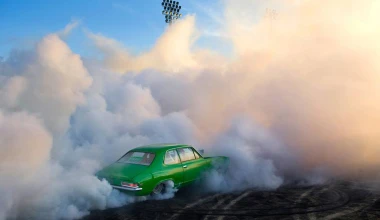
[[177, 148, 196, 162], [193, 149, 201, 159], [164, 150, 180, 165]]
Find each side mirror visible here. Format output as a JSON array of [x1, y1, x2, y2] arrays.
[[199, 149, 205, 155]]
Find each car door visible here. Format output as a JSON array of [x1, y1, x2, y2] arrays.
[[161, 149, 184, 186], [177, 147, 207, 183]]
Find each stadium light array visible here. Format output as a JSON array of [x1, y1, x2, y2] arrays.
[[161, 0, 182, 24]]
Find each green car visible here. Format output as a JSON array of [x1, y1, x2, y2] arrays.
[[96, 144, 229, 196]]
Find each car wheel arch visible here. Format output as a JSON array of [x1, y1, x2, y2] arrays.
[[157, 178, 175, 187], [151, 179, 176, 195]]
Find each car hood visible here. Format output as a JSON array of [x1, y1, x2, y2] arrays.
[[97, 162, 149, 181]]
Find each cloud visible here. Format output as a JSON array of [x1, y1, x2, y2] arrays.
[[58, 20, 81, 38]]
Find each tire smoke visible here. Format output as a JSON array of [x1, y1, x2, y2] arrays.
[[1, 0, 380, 219]]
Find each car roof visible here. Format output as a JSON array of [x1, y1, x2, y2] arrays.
[[132, 143, 191, 153]]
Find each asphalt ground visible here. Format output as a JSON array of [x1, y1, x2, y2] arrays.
[[83, 180, 380, 220]]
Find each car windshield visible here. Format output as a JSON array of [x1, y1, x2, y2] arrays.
[[118, 151, 155, 166]]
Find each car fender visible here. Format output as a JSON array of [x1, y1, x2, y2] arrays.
[[155, 179, 177, 193], [155, 178, 176, 187], [133, 173, 153, 188]]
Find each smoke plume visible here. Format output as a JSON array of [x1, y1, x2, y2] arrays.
[[1, 0, 380, 219]]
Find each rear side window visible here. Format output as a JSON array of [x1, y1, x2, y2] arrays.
[[164, 150, 180, 165], [193, 149, 201, 159], [177, 148, 196, 162], [118, 152, 155, 166]]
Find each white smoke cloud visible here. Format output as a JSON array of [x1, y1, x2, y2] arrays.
[[87, 15, 227, 75], [0, 34, 125, 220], [1, 0, 380, 219], [0, 34, 92, 136], [83, 0, 380, 181], [0, 111, 51, 219]]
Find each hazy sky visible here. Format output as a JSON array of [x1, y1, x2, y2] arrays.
[[0, 0, 232, 58]]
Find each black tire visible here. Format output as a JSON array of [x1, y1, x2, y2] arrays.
[[152, 183, 165, 195]]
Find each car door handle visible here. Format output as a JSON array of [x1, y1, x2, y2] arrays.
[[183, 165, 187, 168]]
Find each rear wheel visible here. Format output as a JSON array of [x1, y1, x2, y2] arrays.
[[151, 180, 176, 198], [152, 183, 165, 195]]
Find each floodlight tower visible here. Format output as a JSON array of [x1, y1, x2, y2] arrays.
[[161, 0, 182, 25], [265, 8, 277, 21]]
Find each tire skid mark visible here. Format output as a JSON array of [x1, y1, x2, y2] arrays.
[[203, 195, 234, 220], [168, 193, 222, 220], [323, 197, 378, 220], [86, 181, 376, 220], [323, 206, 366, 220], [293, 187, 317, 220], [147, 188, 349, 219], [307, 186, 330, 220], [217, 191, 252, 220]]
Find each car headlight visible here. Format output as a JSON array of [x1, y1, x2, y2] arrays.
[[121, 182, 139, 188]]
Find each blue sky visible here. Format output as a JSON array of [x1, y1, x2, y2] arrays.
[[0, 0, 231, 58]]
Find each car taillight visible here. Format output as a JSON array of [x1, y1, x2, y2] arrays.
[[121, 182, 139, 188]]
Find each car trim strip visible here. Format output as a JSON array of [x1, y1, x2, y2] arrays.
[[111, 185, 143, 191]]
